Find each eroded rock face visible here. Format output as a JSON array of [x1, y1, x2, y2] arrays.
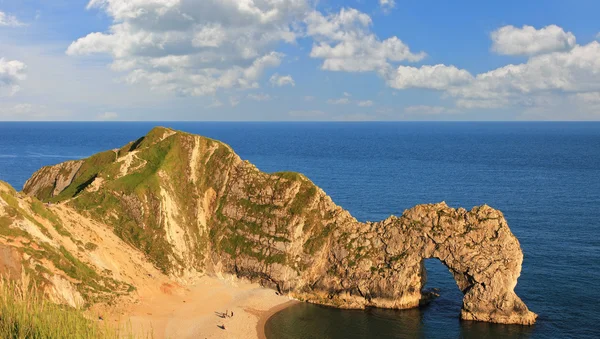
[[21, 127, 537, 325], [24, 160, 82, 198]]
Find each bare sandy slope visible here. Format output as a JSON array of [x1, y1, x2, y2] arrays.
[[47, 204, 294, 339], [107, 276, 295, 339]]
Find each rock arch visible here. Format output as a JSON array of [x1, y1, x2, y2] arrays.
[[304, 203, 537, 325], [413, 204, 537, 325]]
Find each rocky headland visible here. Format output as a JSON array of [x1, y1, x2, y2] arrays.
[[0, 127, 536, 329]]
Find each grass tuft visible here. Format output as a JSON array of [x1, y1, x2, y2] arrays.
[[0, 273, 135, 338]]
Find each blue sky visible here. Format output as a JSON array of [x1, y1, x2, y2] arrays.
[[1, 0, 599, 121]]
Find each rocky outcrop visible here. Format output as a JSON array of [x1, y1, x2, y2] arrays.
[[314, 203, 536, 325], [24, 160, 83, 199], [19, 127, 536, 325]]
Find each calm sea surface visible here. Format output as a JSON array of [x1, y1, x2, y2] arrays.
[[0, 122, 598, 338]]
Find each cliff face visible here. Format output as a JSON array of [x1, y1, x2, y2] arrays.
[[19, 127, 536, 325], [0, 181, 155, 309]]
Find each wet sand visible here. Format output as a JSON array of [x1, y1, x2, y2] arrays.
[[256, 300, 299, 339]]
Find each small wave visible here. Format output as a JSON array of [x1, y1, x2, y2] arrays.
[[0, 154, 17, 158]]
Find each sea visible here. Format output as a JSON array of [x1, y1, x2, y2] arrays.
[[0, 122, 598, 339]]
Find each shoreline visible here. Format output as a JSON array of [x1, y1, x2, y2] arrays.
[[104, 276, 298, 338], [256, 300, 300, 339]]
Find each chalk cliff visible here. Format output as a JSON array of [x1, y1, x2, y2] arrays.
[[10, 127, 536, 324]]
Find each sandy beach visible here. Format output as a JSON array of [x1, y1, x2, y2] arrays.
[[103, 276, 297, 339]]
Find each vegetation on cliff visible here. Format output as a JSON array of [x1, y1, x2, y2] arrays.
[[0, 275, 127, 339], [0, 181, 135, 308]]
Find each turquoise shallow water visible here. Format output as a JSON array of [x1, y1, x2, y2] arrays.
[[0, 122, 599, 338]]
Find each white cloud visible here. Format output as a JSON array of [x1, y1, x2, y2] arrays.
[[0, 58, 27, 96], [379, 0, 396, 11], [343, 91, 351, 97], [357, 100, 373, 107], [247, 93, 272, 101], [327, 97, 350, 104], [385, 64, 473, 90], [448, 41, 600, 108], [383, 28, 600, 116], [67, 0, 309, 96], [304, 95, 315, 101], [96, 112, 118, 120], [596, 32, 600, 40], [269, 73, 295, 87], [404, 105, 459, 115], [306, 8, 425, 72], [0, 11, 23, 27], [491, 25, 576, 56]]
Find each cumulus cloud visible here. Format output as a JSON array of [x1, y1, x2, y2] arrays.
[[0, 11, 23, 27], [0, 58, 27, 96], [269, 73, 295, 87], [67, 0, 309, 96], [491, 25, 576, 56], [448, 41, 600, 108], [385, 64, 473, 90], [306, 8, 425, 72], [357, 100, 373, 107], [381, 25, 600, 115]]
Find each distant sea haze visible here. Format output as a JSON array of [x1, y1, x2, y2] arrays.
[[1, 122, 599, 338]]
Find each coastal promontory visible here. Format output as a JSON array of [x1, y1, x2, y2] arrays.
[[1, 127, 536, 326]]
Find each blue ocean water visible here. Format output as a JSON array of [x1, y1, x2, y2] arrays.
[[0, 122, 599, 338]]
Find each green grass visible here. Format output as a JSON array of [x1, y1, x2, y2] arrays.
[[272, 171, 305, 181], [0, 275, 133, 339]]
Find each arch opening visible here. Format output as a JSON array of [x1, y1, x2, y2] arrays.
[[420, 258, 463, 314]]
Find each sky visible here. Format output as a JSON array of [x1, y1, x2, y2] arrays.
[[0, 0, 599, 121]]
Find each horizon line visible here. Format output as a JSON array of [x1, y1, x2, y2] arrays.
[[2, 120, 600, 123]]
